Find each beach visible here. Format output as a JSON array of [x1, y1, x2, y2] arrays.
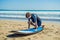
[[0, 20, 60, 40], [0, 0, 60, 40]]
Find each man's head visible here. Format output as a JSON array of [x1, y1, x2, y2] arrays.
[[26, 12, 31, 18]]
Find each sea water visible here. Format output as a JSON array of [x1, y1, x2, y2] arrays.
[[0, 10, 60, 22]]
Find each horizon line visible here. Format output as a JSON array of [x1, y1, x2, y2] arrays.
[[0, 9, 60, 11]]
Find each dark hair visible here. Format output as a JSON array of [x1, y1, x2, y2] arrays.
[[25, 12, 31, 18]]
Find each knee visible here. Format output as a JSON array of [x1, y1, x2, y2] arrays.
[[28, 21, 32, 24]]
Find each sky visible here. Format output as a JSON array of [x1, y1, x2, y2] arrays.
[[0, 0, 60, 10]]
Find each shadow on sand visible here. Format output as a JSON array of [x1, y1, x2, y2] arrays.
[[7, 33, 34, 38], [7, 30, 34, 38]]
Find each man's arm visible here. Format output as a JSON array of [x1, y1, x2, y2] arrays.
[[34, 21, 38, 28], [28, 18, 31, 29], [28, 21, 30, 29]]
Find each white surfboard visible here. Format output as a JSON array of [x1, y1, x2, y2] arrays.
[[15, 26, 43, 34]]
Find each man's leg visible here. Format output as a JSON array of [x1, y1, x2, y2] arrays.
[[30, 22, 44, 28]]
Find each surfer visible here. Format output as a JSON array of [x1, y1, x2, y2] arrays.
[[26, 12, 44, 29]]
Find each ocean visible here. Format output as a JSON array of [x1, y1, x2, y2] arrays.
[[0, 10, 60, 22]]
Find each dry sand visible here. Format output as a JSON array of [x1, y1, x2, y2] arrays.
[[0, 20, 60, 40]]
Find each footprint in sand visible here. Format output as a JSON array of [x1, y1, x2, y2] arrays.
[[16, 24, 22, 26], [0, 33, 4, 35], [33, 36, 38, 39], [47, 34, 52, 36], [0, 33, 2, 35], [2, 37, 5, 38], [55, 31, 59, 33], [27, 38, 31, 40], [4, 38, 7, 40], [52, 25, 54, 27], [55, 31, 60, 35], [53, 37, 60, 40], [41, 30, 49, 34]]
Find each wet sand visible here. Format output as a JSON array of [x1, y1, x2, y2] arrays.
[[0, 20, 60, 40]]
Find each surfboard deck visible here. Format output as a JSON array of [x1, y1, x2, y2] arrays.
[[14, 26, 43, 34]]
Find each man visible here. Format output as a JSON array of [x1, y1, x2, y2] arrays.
[[25, 12, 44, 29]]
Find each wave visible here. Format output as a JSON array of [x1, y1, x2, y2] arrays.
[[0, 11, 60, 21], [0, 15, 60, 20], [0, 11, 60, 14]]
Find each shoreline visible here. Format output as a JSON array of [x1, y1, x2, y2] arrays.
[[0, 19, 60, 23]]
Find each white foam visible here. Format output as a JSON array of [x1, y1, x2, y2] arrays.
[[0, 15, 60, 19], [0, 15, 25, 18], [0, 11, 60, 14]]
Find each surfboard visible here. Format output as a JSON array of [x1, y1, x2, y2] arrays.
[[15, 26, 43, 34]]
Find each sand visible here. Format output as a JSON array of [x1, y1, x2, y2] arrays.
[[0, 20, 60, 40]]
